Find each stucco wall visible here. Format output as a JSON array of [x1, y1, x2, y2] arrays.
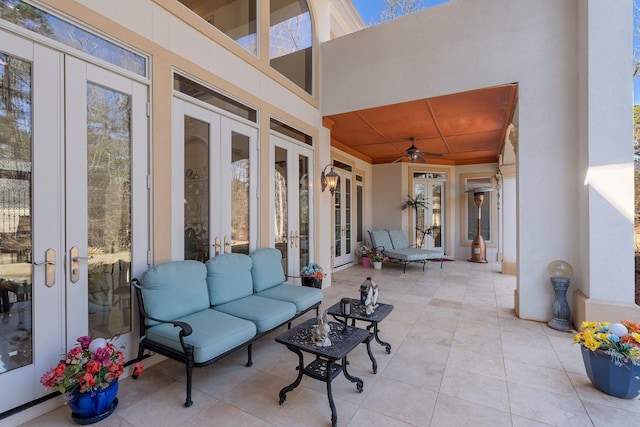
[[321, 0, 636, 322]]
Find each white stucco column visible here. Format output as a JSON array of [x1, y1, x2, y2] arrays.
[[500, 164, 517, 276], [574, 0, 639, 324]]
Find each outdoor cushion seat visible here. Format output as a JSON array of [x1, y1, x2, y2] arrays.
[[213, 295, 296, 332], [369, 229, 443, 273], [145, 309, 256, 364], [206, 252, 298, 332], [250, 248, 323, 312]]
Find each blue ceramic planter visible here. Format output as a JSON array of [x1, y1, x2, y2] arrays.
[[68, 379, 119, 424], [581, 347, 640, 399]]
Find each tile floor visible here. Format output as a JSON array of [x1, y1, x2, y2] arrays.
[[13, 261, 640, 426]]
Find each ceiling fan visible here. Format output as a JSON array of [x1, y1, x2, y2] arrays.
[[393, 137, 443, 164]]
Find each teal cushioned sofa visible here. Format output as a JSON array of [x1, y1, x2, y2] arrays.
[[132, 249, 322, 408], [369, 229, 443, 273]]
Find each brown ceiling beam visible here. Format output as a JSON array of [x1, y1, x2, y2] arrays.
[[330, 138, 373, 163]]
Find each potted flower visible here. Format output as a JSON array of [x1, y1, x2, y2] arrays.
[[300, 263, 324, 288], [40, 335, 144, 423], [573, 320, 640, 398], [359, 245, 372, 268], [369, 249, 384, 269]]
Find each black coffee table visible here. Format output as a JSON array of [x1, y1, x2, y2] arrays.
[[275, 317, 368, 427], [327, 298, 394, 374]]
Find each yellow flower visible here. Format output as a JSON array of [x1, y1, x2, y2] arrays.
[[584, 338, 600, 351], [581, 321, 596, 330]]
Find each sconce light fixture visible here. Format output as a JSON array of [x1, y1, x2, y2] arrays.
[[321, 165, 339, 196]]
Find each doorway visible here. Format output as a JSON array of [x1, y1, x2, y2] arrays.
[[0, 32, 149, 412]]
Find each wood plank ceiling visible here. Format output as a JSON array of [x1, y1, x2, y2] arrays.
[[323, 84, 518, 165]]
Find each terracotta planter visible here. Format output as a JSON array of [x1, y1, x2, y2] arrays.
[[580, 347, 640, 399]]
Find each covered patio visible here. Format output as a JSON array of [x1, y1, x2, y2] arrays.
[[17, 261, 640, 426]]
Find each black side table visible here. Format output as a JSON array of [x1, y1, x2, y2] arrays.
[[327, 298, 394, 374], [275, 317, 368, 427]]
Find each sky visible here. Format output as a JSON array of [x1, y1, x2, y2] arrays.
[[351, 0, 450, 26], [352, 0, 640, 105]]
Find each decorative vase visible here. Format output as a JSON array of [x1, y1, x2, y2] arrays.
[[301, 276, 322, 288], [373, 261, 382, 270], [580, 347, 640, 399], [68, 379, 119, 424], [362, 257, 371, 268]]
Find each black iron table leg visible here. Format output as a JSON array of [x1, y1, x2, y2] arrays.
[[372, 322, 391, 354], [279, 347, 304, 405], [325, 360, 338, 427], [341, 356, 363, 392]]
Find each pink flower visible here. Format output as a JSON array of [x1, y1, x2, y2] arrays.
[[77, 336, 91, 349], [132, 362, 144, 378]]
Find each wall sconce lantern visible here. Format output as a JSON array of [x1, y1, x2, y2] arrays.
[[321, 165, 339, 196], [547, 260, 573, 331]]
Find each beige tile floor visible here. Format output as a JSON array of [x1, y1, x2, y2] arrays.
[[13, 260, 640, 427]]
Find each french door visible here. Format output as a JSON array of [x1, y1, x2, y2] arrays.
[[333, 167, 353, 267], [172, 98, 258, 260], [413, 178, 445, 253], [270, 133, 314, 281], [0, 32, 148, 413]]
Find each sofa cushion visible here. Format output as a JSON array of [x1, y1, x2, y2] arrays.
[[369, 229, 393, 251], [140, 260, 209, 326], [145, 309, 256, 364], [256, 284, 322, 312], [249, 248, 286, 292], [213, 295, 296, 332], [388, 229, 410, 250], [384, 248, 441, 261], [206, 253, 254, 305]]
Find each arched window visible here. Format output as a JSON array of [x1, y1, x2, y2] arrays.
[[269, 0, 313, 94], [179, 0, 258, 55]]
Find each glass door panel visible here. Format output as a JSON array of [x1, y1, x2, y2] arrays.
[[66, 56, 148, 357], [270, 134, 314, 281], [413, 178, 446, 253], [172, 98, 257, 261], [298, 153, 310, 269], [274, 146, 288, 273], [229, 132, 250, 254], [334, 179, 341, 258], [184, 117, 210, 261], [0, 51, 34, 374], [333, 168, 353, 267]]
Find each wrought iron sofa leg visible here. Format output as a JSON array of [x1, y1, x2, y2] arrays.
[[246, 344, 253, 367], [184, 347, 194, 408]]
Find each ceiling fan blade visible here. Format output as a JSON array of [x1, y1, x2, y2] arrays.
[[392, 156, 404, 163], [421, 152, 444, 158], [416, 155, 427, 163]]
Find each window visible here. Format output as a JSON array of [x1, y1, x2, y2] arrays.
[[178, 0, 258, 55], [0, 0, 147, 76], [270, 0, 313, 94]]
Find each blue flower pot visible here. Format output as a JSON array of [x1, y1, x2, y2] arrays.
[[580, 347, 640, 399], [68, 379, 119, 424]]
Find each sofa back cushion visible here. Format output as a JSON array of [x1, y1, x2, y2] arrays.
[[140, 260, 209, 325], [388, 229, 410, 249], [206, 253, 254, 305], [250, 248, 286, 292], [369, 230, 393, 251]]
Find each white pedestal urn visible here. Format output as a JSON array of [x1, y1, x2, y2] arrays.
[[373, 261, 382, 270]]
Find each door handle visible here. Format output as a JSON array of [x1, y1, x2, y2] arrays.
[[290, 231, 294, 248], [295, 231, 299, 248], [224, 236, 231, 253], [69, 246, 92, 283], [214, 236, 221, 256], [33, 248, 55, 287]]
